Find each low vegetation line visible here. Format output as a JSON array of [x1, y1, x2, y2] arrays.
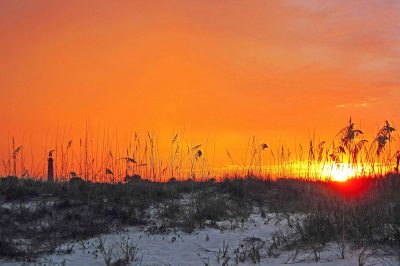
[[1, 174, 400, 263]]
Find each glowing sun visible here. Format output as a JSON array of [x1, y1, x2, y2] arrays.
[[323, 164, 357, 182]]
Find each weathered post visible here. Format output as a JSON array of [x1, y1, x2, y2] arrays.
[[48, 152, 54, 182]]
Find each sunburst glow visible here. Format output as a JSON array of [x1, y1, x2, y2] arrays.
[[323, 164, 357, 182]]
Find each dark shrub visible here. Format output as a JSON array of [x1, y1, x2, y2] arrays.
[[0, 234, 23, 258], [301, 212, 335, 245], [3, 184, 38, 201], [195, 193, 228, 223], [125, 175, 141, 183], [69, 176, 85, 183], [161, 200, 181, 220]]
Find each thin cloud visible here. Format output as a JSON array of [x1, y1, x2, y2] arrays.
[[335, 99, 379, 109]]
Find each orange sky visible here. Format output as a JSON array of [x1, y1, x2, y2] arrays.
[[1, 1, 400, 176]]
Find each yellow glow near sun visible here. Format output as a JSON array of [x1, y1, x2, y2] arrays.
[[323, 164, 357, 182], [218, 161, 391, 182], [331, 168, 353, 182]]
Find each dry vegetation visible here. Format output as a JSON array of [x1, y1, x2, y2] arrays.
[[2, 118, 400, 182], [1, 173, 400, 264], [1, 119, 400, 264]]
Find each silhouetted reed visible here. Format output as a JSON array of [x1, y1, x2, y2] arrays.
[[1, 118, 399, 182]]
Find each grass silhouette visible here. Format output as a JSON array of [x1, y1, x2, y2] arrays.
[[1, 118, 399, 182]]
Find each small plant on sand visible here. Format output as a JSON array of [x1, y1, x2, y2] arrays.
[[98, 237, 140, 266], [215, 241, 230, 266]]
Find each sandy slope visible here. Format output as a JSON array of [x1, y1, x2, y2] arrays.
[[1, 212, 397, 266]]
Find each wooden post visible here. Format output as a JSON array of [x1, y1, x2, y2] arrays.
[[48, 152, 54, 182]]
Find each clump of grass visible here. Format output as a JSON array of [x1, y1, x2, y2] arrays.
[[98, 237, 141, 266]]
